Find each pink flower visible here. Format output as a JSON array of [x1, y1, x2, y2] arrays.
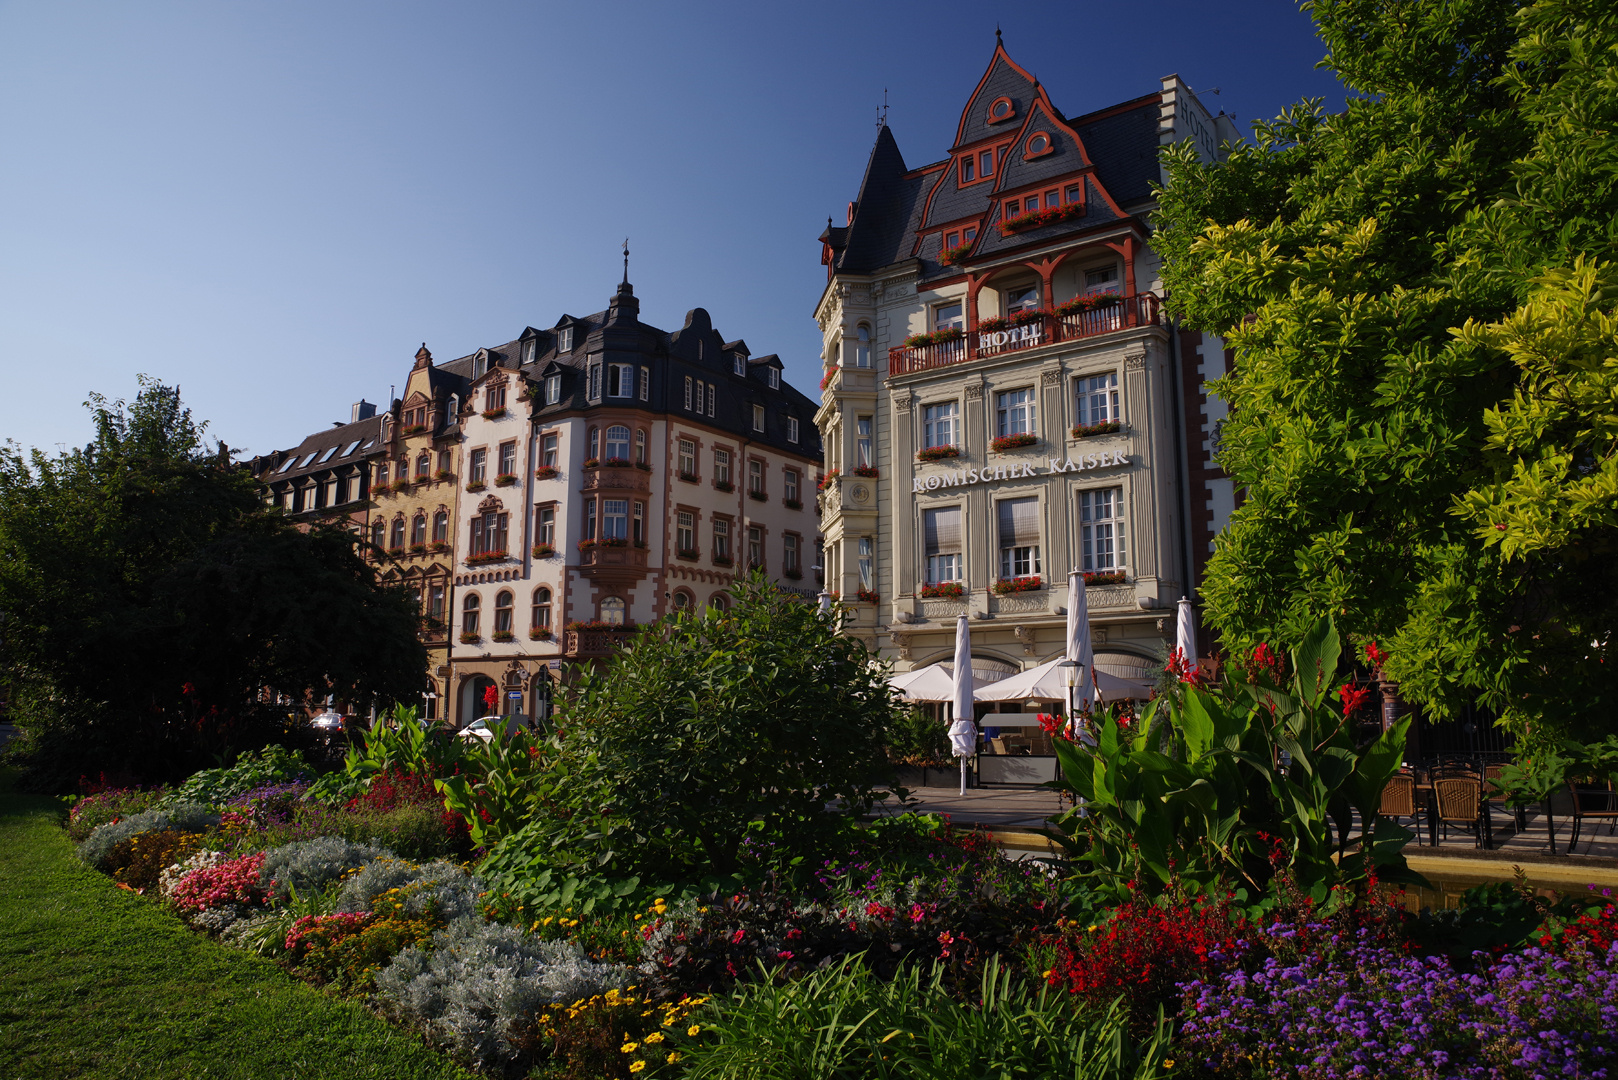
[[730, 929, 745, 944]]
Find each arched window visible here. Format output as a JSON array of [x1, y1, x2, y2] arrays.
[[600, 596, 626, 625], [410, 513, 427, 546], [605, 425, 631, 461], [494, 590, 514, 634], [389, 517, 406, 550], [432, 510, 448, 543], [531, 587, 552, 631], [370, 520, 386, 549], [462, 592, 480, 635], [415, 452, 430, 479], [855, 324, 871, 368], [671, 589, 693, 613], [635, 429, 648, 465], [709, 593, 730, 612]]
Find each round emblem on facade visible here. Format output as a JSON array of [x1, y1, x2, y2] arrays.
[[851, 484, 870, 503]]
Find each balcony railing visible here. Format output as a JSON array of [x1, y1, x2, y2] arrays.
[[564, 626, 637, 658], [889, 294, 1160, 376]]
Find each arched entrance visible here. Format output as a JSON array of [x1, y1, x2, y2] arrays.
[[458, 675, 496, 727]]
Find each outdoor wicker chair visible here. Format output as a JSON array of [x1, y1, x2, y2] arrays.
[[1379, 772, 1423, 845], [1565, 778, 1618, 856], [1433, 776, 1490, 849]]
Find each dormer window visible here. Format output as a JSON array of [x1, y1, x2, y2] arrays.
[[988, 96, 1015, 123], [524, 340, 536, 364], [733, 353, 747, 376], [1025, 131, 1052, 158], [473, 349, 489, 378], [979, 150, 994, 178], [558, 327, 574, 352], [545, 374, 561, 405], [960, 156, 975, 183], [768, 367, 779, 389]]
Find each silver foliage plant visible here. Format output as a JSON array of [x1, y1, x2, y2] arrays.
[[76, 803, 220, 869], [335, 856, 482, 921], [375, 918, 632, 1066], [257, 837, 389, 900]]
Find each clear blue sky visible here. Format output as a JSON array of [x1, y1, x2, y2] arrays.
[[0, 1, 1344, 458]]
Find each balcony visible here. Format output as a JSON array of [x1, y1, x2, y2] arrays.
[[564, 625, 638, 658], [577, 541, 650, 586], [580, 461, 652, 496], [889, 294, 1160, 376]]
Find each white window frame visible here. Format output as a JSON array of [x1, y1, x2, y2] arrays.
[[752, 404, 765, 433], [1079, 486, 1128, 573], [923, 401, 958, 449], [1076, 371, 1121, 427], [787, 416, 799, 443], [733, 353, 747, 376], [995, 388, 1036, 438], [544, 374, 561, 405], [557, 326, 574, 352]]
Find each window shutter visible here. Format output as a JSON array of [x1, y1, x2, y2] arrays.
[[997, 497, 1040, 546], [923, 506, 962, 555]]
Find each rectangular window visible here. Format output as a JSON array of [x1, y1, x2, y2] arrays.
[[537, 505, 555, 546], [678, 438, 696, 478], [733, 353, 747, 376], [639, 367, 650, 401], [487, 385, 507, 411], [498, 441, 516, 477], [1076, 372, 1120, 426], [608, 363, 634, 397], [584, 500, 597, 541], [377, 462, 390, 485], [633, 501, 644, 544], [964, 226, 977, 242], [677, 510, 695, 553], [946, 231, 959, 250], [714, 449, 731, 485], [960, 156, 974, 183], [784, 533, 800, 573], [1066, 184, 1084, 205], [857, 416, 873, 467], [541, 433, 558, 467], [1079, 487, 1128, 572], [428, 584, 445, 620], [752, 404, 765, 433], [748, 525, 763, 568], [469, 449, 487, 483], [1046, 189, 1060, 208], [924, 505, 963, 584], [713, 518, 731, 561], [997, 497, 1041, 579], [748, 459, 764, 494], [545, 374, 561, 404], [784, 468, 799, 503], [1005, 284, 1041, 312], [980, 150, 994, 177], [472, 510, 508, 556], [934, 303, 964, 334], [1085, 265, 1119, 293], [684, 375, 693, 410], [767, 367, 778, 389], [708, 383, 715, 418], [995, 388, 1036, 437], [858, 537, 874, 591], [588, 363, 602, 400], [923, 401, 958, 449], [603, 499, 628, 540], [787, 416, 799, 443], [558, 327, 573, 352]]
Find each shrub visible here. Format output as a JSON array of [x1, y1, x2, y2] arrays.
[[107, 827, 205, 892], [258, 837, 390, 901], [78, 803, 220, 870], [375, 919, 632, 1068], [335, 857, 482, 921], [887, 707, 950, 767], [66, 786, 167, 842], [159, 747, 312, 809]]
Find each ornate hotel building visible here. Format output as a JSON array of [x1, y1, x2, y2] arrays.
[[814, 39, 1238, 687]]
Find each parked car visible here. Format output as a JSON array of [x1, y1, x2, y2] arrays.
[[310, 710, 344, 732], [457, 714, 529, 742]]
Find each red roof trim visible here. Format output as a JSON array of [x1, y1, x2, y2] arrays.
[[951, 42, 1040, 151]]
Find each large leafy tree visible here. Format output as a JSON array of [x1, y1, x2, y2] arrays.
[[0, 379, 426, 787], [1156, 0, 1618, 740]]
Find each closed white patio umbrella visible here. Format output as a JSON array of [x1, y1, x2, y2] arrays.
[[947, 615, 977, 795], [1175, 596, 1199, 669]]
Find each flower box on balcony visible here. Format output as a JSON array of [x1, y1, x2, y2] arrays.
[[1071, 420, 1123, 439], [676, 547, 701, 561], [459, 632, 480, 644], [916, 445, 961, 463], [634, 461, 653, 472], [528, 627, 552, 641], [920, 582, 966, 600], [481, 407, 507, 420], [713, 480, 734, 493], [990, 433, 1038, 453], [494, 473, 518, 486], [855, 588, 879, 603], [902, 328, 963, 349], [678, 470, 700, 483], [851, 465, 880, 478], [434, 469, 455, 483], [582, 458, 600, 469], [601, 458, 633, 469], [430, 541, 449, 553], [401, 424, 427, 436], [993, 576, 1044, 594], [712, 555, 734, 567], [566, 619, 637, 632], [491, 630, 515, 643], [534, 465, 559, 480], [409, 543, 427, 554], [1055, 291, 1121, 316], [1083, 570, 1127, 586], [940, 241, 975, 266], [577, 537, 628, 551], [748, 490, 767, 502], [466, 480, 486, 492], [1000, 201, 1085, 235], [466, 550, 508, 566], [816, 470, 839, 492], [819, 367, 839, 391], [532, 543, 555, 558], [783, 567, 803, 580], [783, 498, 803, 511]]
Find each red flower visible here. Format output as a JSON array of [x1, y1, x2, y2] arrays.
[[1338, 682, 1373, 717], [1366, 640, 1389, 667], [482, 685, 499, 710]]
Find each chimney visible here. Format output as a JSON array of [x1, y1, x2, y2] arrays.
[[352, 399, 376, 423]]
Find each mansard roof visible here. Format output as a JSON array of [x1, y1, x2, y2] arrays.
[[251, 413, 383, 484]]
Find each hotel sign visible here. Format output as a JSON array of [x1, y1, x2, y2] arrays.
[[912, 452, 1130, 495]]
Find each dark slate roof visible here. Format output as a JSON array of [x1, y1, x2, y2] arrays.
[[972, 175, 1123, 261], [1073, 94, 1163, 207], [829, 125, 928, 276], [253, 413, 383, 483], [952, 48, 1039, 151]]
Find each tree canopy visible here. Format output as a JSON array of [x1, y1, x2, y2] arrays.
[[0, 379, 427, 787], [1156, 0, 1618, 741]]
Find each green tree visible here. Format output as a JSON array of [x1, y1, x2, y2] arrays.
[[532, 575, 900, 879], [0, 378, 427, 788], [1155, 0, 1618, 739]]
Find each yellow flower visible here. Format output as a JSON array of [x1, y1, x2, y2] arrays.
[[1164, 1060, 1176, 1069], [629, 1063, 646, 1074], [688, 1024, 702, 1036], [667, 1052, 681, 1064], [644, 1032, 664, 1044], [621, 1042, 639, 1053]]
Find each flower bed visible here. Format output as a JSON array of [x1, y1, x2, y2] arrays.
[[990, 433, 1038, 453], [916, 445, 962, 463], [920, 582, 965, 600], [993, 576, 1042, 594]]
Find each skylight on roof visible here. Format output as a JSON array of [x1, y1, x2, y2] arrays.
[[318, 446, 339, 463], [340, 440, 361, 457], [299, 453, 317, 468], [277, 458, 296, 473], [360, 440, 375, 451]]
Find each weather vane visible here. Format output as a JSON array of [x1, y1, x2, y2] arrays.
[[622, 238, 629, 285]]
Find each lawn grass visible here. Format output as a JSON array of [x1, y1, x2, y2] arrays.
[[0, 789, 475, 1080]]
